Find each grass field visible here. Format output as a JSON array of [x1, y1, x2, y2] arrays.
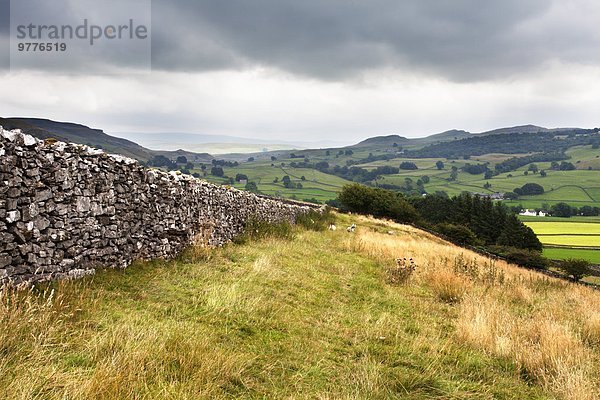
[[351, 146, 600, 209], [199, 162, 348, 202], [519, 215, 600, 223], [205, 145, 600, 208], [543, 248, 600, 264], [525, 222, 600, 235], [524, 219, 600, 265], [1, 213, 598, 399], [538, 236, 600, 247], [567, 146, 600, 171]]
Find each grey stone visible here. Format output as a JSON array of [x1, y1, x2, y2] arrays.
[[0, 127, 318, 286]]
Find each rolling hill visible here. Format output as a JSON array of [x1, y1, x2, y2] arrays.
[[0, 118, 213, 163], [2, 117, 598, 211]]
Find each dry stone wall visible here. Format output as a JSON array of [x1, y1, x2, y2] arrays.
[[0, 127, 317, 285]]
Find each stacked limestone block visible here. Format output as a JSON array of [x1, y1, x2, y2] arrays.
[[0, 127, 316, 285]]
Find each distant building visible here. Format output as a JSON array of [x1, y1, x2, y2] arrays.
[[520, 210, 537, 216], [474, 192, 505, 200], [519, 209, 547, 217]]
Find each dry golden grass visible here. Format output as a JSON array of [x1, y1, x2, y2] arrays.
[[582, 311, 600, 346], [346, 214, 600, 400], [427, 268, 472, 304], [0, 212, 598, 399]]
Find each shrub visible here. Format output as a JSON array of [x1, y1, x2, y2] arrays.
[[514, 183, 544, 196], [497, 215, 543, 251], [489, 246, 549, 270], [399, 161, 418, 170], [210, 166, 224, 177], [295, 208, 334, 232], [559, 258, 592, 281], [386, 258, 416, 285], [582, 313, 600, 346], [234, 218, 294, 244], [429, 269, 470, 304], [337, 184, 419, 224], [435, 223, 479, 246]]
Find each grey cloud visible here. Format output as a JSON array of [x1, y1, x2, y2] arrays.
[[149, 0, 589, 81], [0, 0, 8, 70], [1, 0, 600, 81]]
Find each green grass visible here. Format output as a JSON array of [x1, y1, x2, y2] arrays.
[[200, 163, 349, 202], [567, 146, 600, 171], [199, 146, 600, 208], [519, 215, 600, 223], [504, 199, 600, 209], [537, 236, 600, 247], [524, 219, 600, 263], [543, 248, 600, 264], [4, 214, 596, 399], [524, 222, 600, 235]]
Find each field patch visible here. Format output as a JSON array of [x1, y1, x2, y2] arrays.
[[537, 235, 600, 248], [525, 222, 600, 235], [526, 219, 600, 263], [543, 248, 600, 264]]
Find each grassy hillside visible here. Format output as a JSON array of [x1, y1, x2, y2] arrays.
[[0, 118, 156, 161], [1, 213, 598, 399], [199, 160, 350, 202], [210, 140, 599, 210]]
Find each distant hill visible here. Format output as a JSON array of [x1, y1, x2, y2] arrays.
[[411, 129, 473, 144], [353, 134, 411, 147], [478, 125, 576, 136], [350, 125, 584, 151], [406, 129, 596, 159], [0, 118, 213, 163]]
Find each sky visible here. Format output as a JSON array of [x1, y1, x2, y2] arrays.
[[1, 0, 600, 144]]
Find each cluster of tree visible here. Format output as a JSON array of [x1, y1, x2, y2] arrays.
[[406, 130, 597, 159], [494, 152, 566, 174], [409, 192, 542, 251], [547, 203, 600, 218], [399, 161, 418, 170], [315, 161, 330, 171], [211, 166, 225, 177], [244, 181, 259, 193], [337, 186, 542, 252], [289, 161, 312, 168], [212, 159, 239, 167], [550, 161, 576, 171], [345, 152, 398, 166], [376, 176, 429, 196], [337, 184, 420, 223], [462, 163, 490, 175], [235, 173, 248, 182], [289, 153, 309, 160], [324, 165, 402, 183], [513, 183, 545, 196], [281, 175, 303, 189], [148, 155, 177, 169]]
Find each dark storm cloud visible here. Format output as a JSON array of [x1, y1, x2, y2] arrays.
[[0, 0, 9, 70], [1, 0, 600, 81], [149, 0, 597, 81]]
